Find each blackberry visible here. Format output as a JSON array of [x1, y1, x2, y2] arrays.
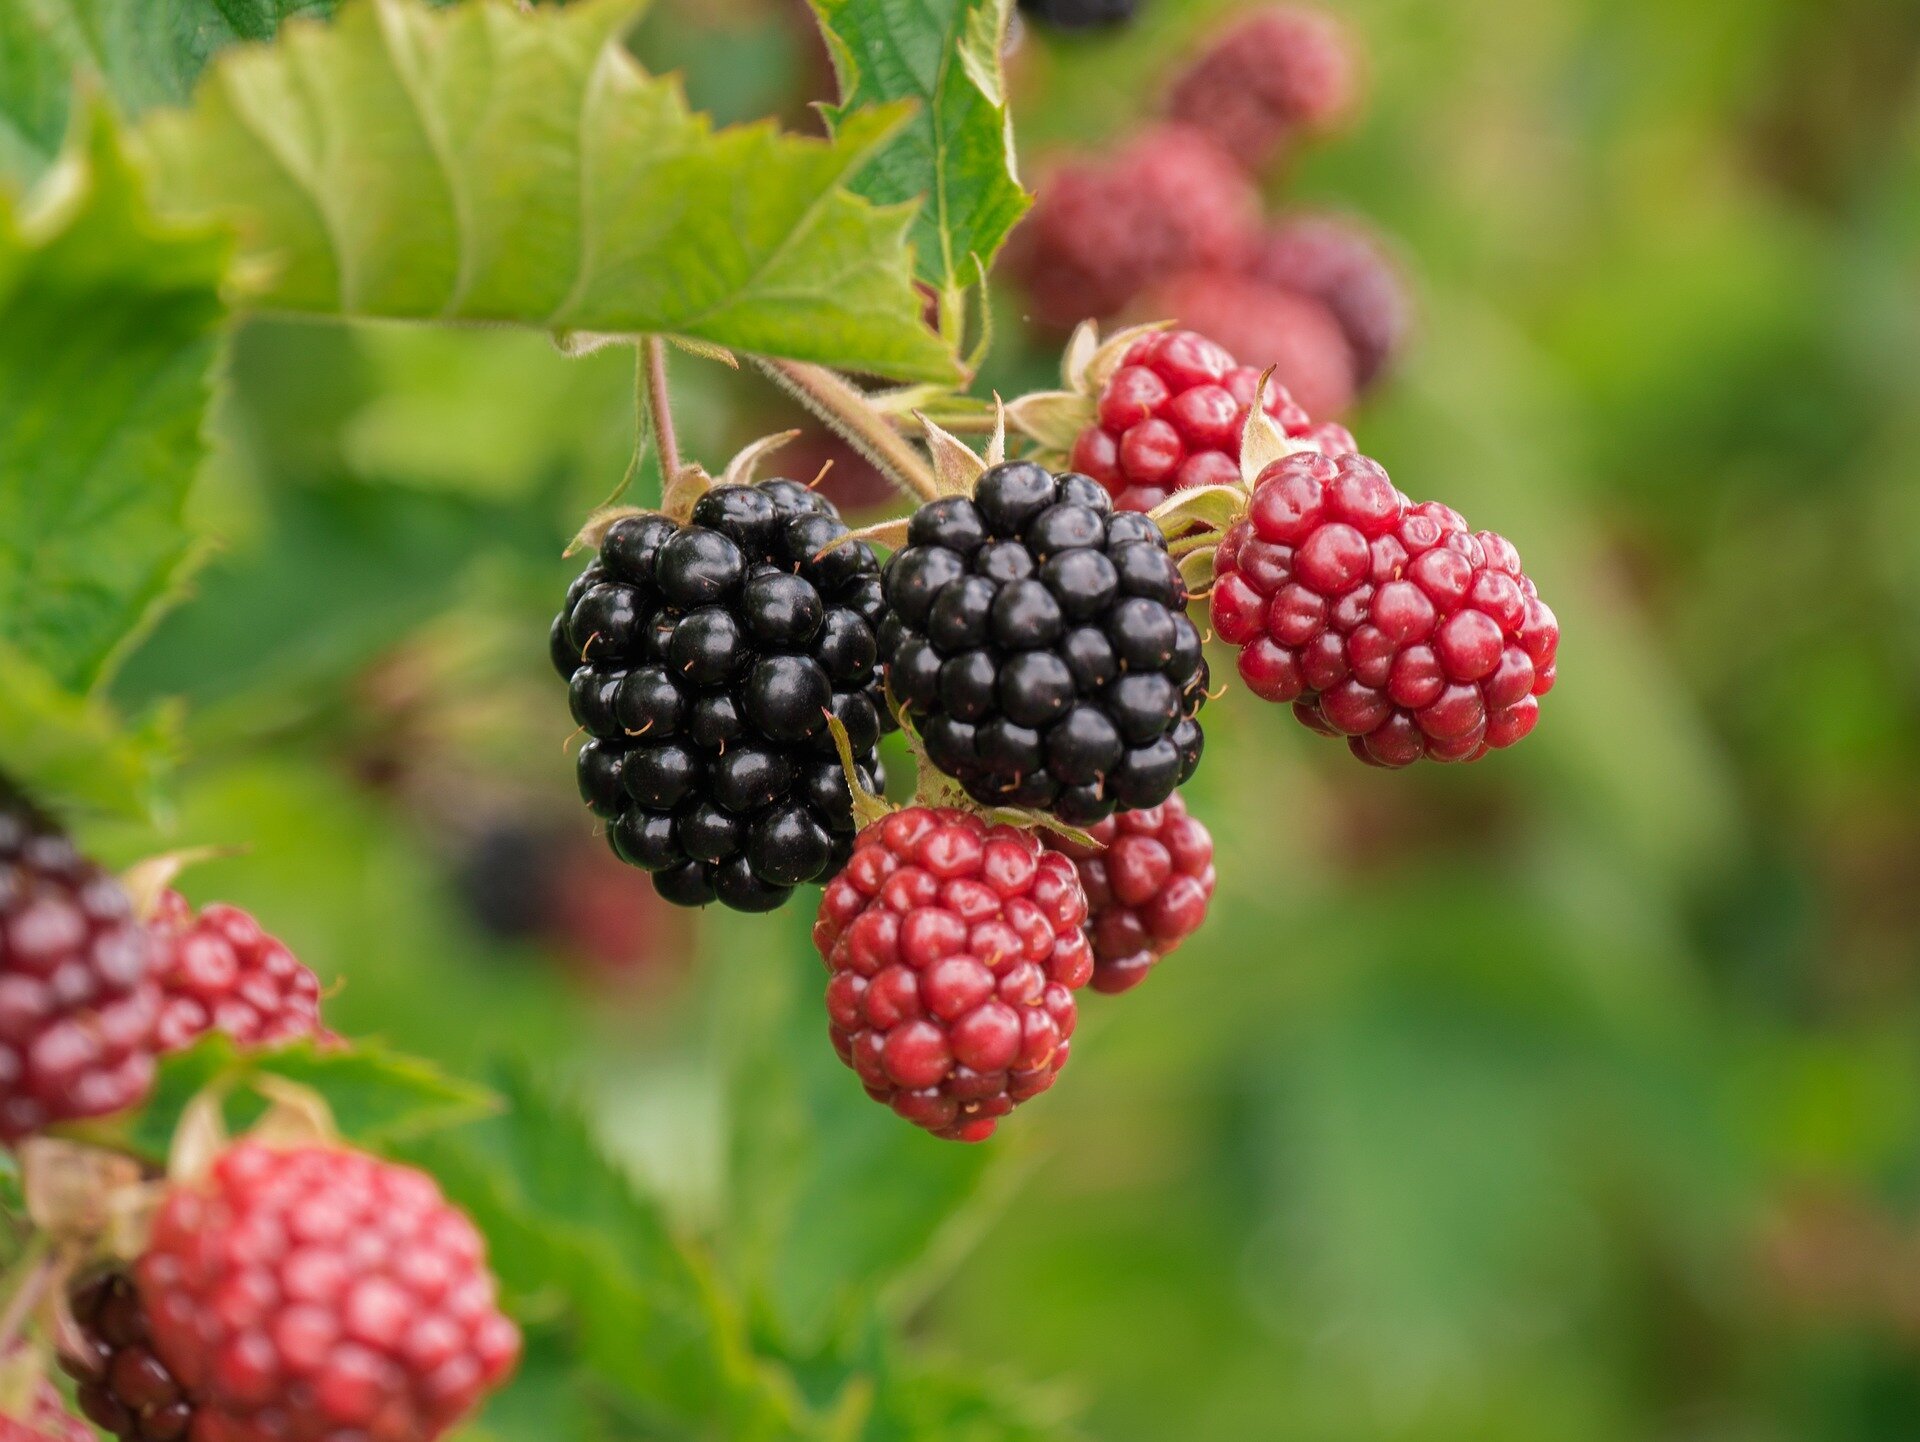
[[1129, 272, 1357, 422], [1006, 125, 1258, 331], [1069, 327, 1349, 513], [1017, 0, 1139, 30], [148, 890, 333, 1053], [1211, 451, 1559, 763], [1251, 214, 1412, 388], [62, 1273, 192, 1442], [132, 1142, 519, 1442], [1165, 6, 1359, 170], [0, 799, 159, 1142], [814, 807, 1093, 1140], [1043, 791, 1215, 994], [555, 483, 890, 912], [880, 462, 1207, 825]]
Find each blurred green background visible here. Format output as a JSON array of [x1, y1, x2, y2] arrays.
[[88, 0, 1920, 1436]]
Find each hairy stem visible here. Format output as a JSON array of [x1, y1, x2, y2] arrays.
[[752, 358, 939, 503], [643, 336, 681, 484], [0, 1237, 54, 1359]]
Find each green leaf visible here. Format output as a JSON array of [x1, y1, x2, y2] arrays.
[[123, 1033, 498, 1161], [0, 638, 176, 818], [25, 0, 339, 116], [718, 911, 1004, 1353], [0, 4, 70, 188], [0, 104, 226, 695], [810, 0, 1029, 298], [399, 1065, 815, 1441], [141, 0, 958, 382]]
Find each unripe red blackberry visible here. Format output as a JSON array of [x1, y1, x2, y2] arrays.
[[62, 1272, 192, 1442], [0, 803, 159, 1143], [1068, 328, 1351, 514], [133, 1141, 520, 1442], [813, 807, 1094, 1140], [1043, 791, 1214, 994], [1251, 215, 1412, 388], [150, 891, 332, 1054], [1007, 125, 1258, 331], [1210, 452, 1559, 764], [1129, 277, 1357, 424], [554, 482, 891, 912], [1165, 6, 1358, 170], [880, 462, 1208, 825]]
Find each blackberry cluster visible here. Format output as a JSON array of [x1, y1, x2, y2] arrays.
[[63, 1273, 191, 1442], [552, 483, 891, 912], [135, 1142, 519, 1442], [1069, 328, 1353, 513], [881, 462, 1207, 826], [0, 801, 158, 1143], [814, 807, 1092, 1141], [1211, 451, 1559, 763]]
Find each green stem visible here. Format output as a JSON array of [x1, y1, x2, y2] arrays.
[[643, 336, 680, 491], [0, 1236, 54, 1359]]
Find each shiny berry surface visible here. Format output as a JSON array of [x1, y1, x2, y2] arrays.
[[150, 891, 331, 1054], [1210, 452, 1559, 765], [1044, 791, 1216, 994], [137, 1142, 520, 1442], [63, 1272, 193, 1442], [1070, 329, 1351, 513], [813, 808, 1094, 1141], [554, 482, 891, 912], [0, 806, 159, 1142], [882, 463, 1207, 825]]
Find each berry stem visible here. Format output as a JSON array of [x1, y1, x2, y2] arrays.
[[643, 336, 681, 485], [0, 1236, 56, 1359], [751, 358, 941, 502]]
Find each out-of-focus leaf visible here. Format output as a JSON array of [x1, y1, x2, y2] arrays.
[[112, 475, 556, 717], [811, 0, 1028, 297], [0, 639, 175, 819], [141, 0, 957, 382], [123, 1033, 497, 1160], [402, 1065, 814, 1441], [0, 4, 69, 187], [0, 104, 225, 694], [718, 910, 1005, 1352]]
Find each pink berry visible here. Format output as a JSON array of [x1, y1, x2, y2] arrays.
[[1165, 6, 1360, 170], [149, 891, 334, 1054], [1210, 453, 1558, 764], [1007, 126, 1258, 330], [1251, 214, 1413, 388], [0, 806, 160, 1143], [1070, 328, 1333, 513], [814, 808, 1094, 1140], [135, 1143, 520, 1442]]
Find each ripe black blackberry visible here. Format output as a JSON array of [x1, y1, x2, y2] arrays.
[[1017, 0, 1140, 30], [553, 482, 890, 912], [880, 462, 1207, 825]]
